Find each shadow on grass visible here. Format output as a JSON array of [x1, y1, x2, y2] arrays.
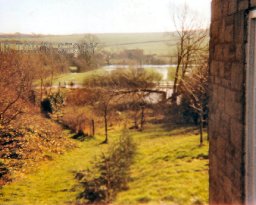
[[133, 123, 199, 139], [160, 122, 197, 133], [71, 132, 94, 142]]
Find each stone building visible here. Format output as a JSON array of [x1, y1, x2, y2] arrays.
[[209, 0, 256, 204]]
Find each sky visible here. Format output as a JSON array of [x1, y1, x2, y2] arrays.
[[0, 0, 211, 34]]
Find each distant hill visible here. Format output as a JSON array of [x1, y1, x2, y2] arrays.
[[0, 32, 178, 56]]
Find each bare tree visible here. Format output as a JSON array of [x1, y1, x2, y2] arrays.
[[0, 51, 34, 126], [77, 88, 117, 144], [170, 3, 209, 103], [179, 54, 209, 146], [78, 34, 103, 70], [81, 67, 162, 143], [34, 48, 69, 101]]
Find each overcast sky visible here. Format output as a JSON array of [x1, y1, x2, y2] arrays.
[[0, 0, 211, 34]]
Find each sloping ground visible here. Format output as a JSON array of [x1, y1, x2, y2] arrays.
[[0, 124, 208, 205], [0, 130, 111, 205], [0, 112, 75, 186], [115, 125, 209, 205]]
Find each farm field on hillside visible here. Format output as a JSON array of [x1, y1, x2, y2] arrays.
[[0, 32, 177, 55]]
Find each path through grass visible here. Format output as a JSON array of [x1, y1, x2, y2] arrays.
[[0, 124, 208, 205]]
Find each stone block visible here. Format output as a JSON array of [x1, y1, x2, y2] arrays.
[[234, 12, 245, 43], [223, 176, 233, 199], [210, 60, 219, 76], [214, 44, 223, 60], [216, 136, 227, 160], [251, 0, 256, 7], [219, 61, 225, 78], [211, 20, 220, 39], [224, 90, 243, 119], [228, 0, 238, 15], [238, 0, 249, 11], [221, 79, 231, 88], [224, 62, 232, 80], [231, 63, 244, 91], [235, 43, 243, 61], [230, 118, 243, 150], [225, 25, 234, 43]]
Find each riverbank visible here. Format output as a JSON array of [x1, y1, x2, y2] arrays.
[[33, 65, 176, 87]]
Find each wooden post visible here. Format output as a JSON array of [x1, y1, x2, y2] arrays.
[[91, 119, 95, 136]]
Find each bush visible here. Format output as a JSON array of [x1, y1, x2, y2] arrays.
[[61, 107, 95, 138], [0, 160, 9, 186], [76, 130, 136, 203], [41, 92, 64, 118]]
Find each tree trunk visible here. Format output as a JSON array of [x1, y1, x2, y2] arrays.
[[140, 106, 145, 131], [199, 111, 203, 146], [91, 119, 95, 137], [171, 65, 180, 103], [103, 109, 108, 143], [134, 113, 138, 129], [49, 71, 54, 95], [171, 53, 183, 104], [40, 78, 43, 102]]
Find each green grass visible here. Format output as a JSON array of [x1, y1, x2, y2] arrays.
[[34, 68, 107, 86], [115, 125, 209, 205], [0, 124, 208, 205], [0, 129, 114, 205], [168, 66, 177, 81]]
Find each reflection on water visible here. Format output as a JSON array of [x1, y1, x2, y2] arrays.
[[102, 65, 175, 103], [102, 64, 176, 81]]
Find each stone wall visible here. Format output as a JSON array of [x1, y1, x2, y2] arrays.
[[209, 0, 253, 204]]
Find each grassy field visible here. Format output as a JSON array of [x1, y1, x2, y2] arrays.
[[36, 66, 177, 86], [0, 124, 208, 205], [0, 32, 177, 55], [44, 68, 107, 86]]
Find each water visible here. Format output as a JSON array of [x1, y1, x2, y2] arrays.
[[40, 65, 175, 103], [102, 64, 175, 102], [102, 64, 176, 81]]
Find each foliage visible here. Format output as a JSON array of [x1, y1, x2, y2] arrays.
[[61, 106, 95, 138], [0, 51, 34, 126], [84, 67, 162, 89], [169, 4, 209, 103], [81, 68, 162, 142], [179, 56, 209, 145], [0, 49, 69, 126], [179, 65, 209, 121], [168, 66, 177, 81], [0, 112, 75, 187], [41, 91, 64, 118], [29, 49, 69, 101], [77, 130, 136, 203], [77, 34, 104, 71], [0, 160, 9, 186]]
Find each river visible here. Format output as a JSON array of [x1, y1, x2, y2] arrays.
[[102, 64, 175, 102], [102, 64, 176, 81]]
